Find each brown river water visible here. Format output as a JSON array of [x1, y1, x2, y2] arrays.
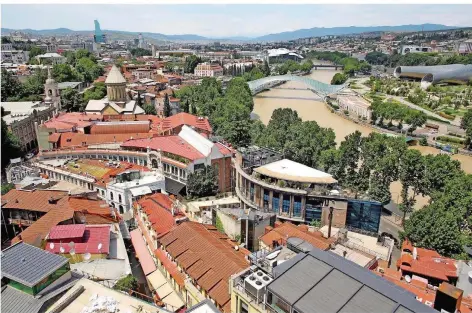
[[252, 69, 472, 209]]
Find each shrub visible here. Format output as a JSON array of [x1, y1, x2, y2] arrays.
[[114, 275, 138, 291], [420, 137, 428, 146], [277, 180, 287, 187], [436, 136, 465, 144], [439, 112, 456, 120], [343, 110, 350, 115]]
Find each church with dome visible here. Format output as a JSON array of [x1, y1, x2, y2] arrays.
[[84, 65, 145, 115]]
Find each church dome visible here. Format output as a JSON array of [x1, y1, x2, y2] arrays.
[[105, 65, 127, 85]]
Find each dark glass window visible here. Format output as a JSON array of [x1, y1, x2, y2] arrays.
[[293, 196, 302, 217], [272, 192, 280, 213], [282, 194, 290, 213]]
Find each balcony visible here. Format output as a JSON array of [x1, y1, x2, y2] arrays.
[[8, 218, 35, 226]]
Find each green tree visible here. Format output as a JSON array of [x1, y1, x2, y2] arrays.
[[461, 109, 472, 149], [184, 55, 202, 73], [114, 275, 138, 291], [28, 46, 44, 60], [61, 87, 85, 112], [1, 69, 23, 101], [76, 57, 104, 83], [1, 183, 15, 195], [263, 108, 302, 151], [263, 60, 270, 76], [52, 64, 83, 83], [421, 154, 461, 195], [163, 94, 171, 117], [225, 77, 254, 111], [143, 103, 157, 115], [250, 120, 266, 146], [182, 99, 190, 113], [401, 203, 464, 257], [186, 165, 219, 198], [331, 73, 348, 85], [130, 48, 152, 57], [211, 99, 252, 148], [365, 51, 389, 65], [83, 82, 106, 102], [398, 149, 424, 224], [1, 118, 22, 172], [284, 121, 336, 169]]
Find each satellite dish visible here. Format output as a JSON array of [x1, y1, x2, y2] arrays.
[[59, 246, 65, 253], [49, 243, 55, 249], [405, 275, 412, 283], [84, 252, 91, 261], [68, 241, 75, 248], [70, 248, 75, 256], [98, 243, 103, 250]]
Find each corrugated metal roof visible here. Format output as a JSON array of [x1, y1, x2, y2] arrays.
[[1, 242, 69, 287], [0, 285, 46, 313], [267, 248, 437, 313]]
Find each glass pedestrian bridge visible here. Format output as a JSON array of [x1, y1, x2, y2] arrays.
[[248, 75, 347, 97]]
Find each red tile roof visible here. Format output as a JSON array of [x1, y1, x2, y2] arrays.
[[89, 122, 151, 135], [398, 240, 458, 282], [137, 193, 184, 236], [160, 113, 212, 134], [215, 142, 233, 156], [48, 133, 61, 143], [260, 222, 332, 251], [58, 132, 152, 148], [159, 222, 248, 311], [46, 224, 111, 254], [2, 190, 69, 212], [48, 224, 86, 240], [154, 248, 185, 286], [122, 136, 204, 161]]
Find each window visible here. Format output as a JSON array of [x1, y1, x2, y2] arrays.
[[110, 192, 114, 200], [293, 196, 302, 217], [118, 194, 122, 203], [282, 194, 290, 213], [240, 300, 249, 313], [250, 183, 255, 202], [119, 205, 124, 214], [272, 192, 280, 213], [263, 189, 270, 209]]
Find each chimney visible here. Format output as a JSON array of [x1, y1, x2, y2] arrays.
[[434, 283, 463, 313]]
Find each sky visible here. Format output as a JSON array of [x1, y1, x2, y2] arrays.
[[2, 4, 472, 38]]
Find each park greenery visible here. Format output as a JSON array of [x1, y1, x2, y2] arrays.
[[365, 51, 472, 67], [331, 73, 348, 85], [370, 98, 427, 132], [274, 59, 314, 75], [306, 50, 371, 77], [83, 82, 107, 102], [129, 48, 152, 57], [365, 76, 472, 126], [186, 165, 219, 198], [462, 109, 472, 149]]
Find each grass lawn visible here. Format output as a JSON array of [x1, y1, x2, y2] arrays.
[[66, 162, 110, 179]]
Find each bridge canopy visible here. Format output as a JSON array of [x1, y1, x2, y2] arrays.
[[248, 75, 347, 97]]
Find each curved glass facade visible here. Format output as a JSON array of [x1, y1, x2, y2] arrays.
[[393, 64, 472, 88]]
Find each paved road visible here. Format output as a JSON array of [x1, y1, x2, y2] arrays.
[[385, 95, 455, 125]]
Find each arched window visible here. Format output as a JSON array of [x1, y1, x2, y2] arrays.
[[119, 205, 124, 214], [110, 192, 114, 200], [118, 194, 122, 203], [48, 89, 52, 96]]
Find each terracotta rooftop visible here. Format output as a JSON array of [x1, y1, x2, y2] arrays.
[[89, 122, 151, 135], [122, 135, 204, 161], [58, 132, 152, 148], [46, 224, 111, 255], [160, 112, 212, 134], [136, 193, 185, 236], [159, 222, 249, 312], [259, 222, 333, 251], [398, 240, 458, 282], [2, 189, 69, 212]]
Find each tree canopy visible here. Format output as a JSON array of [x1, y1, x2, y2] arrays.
[[61, 87, 85, 112], [184, 55, 202, 73], [186, 165, 219, 198], [461, 109, 472, 149], [1, 117, 22, 172]]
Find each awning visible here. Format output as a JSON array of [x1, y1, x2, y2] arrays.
[[165, 177, 186, 195], [147, 270, 185, 310], [130, 186, 153, 197], [130, 229, 157, 275]]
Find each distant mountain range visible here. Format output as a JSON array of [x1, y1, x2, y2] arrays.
[[1, 23, 467, 43]]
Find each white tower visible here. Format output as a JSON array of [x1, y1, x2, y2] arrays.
[[44, 66, 61, 111]]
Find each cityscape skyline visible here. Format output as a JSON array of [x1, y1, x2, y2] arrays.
[[2, 4, 472, 38]]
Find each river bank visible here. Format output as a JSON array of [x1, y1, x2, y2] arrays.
[[252, 67, 472, 209]]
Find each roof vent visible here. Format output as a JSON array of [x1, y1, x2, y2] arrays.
[[21, 257, 26, 263]]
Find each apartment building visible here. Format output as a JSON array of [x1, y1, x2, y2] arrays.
[[194, 62, 224, 77]]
